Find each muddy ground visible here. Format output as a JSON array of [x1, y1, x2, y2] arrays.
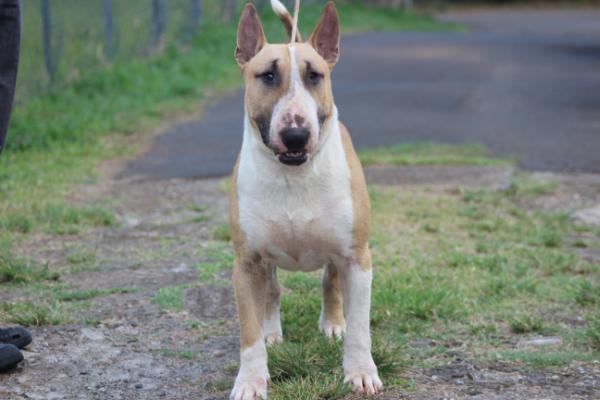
[[0, 161, 599, 400]]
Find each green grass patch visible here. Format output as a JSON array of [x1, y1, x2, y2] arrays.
[[158, 349, 198, 360], [0, 300, 71, 326], [1, 202, 116, 236], [0, 254, 59, 283], [196, 244, 234, 285], [585, 310, 600, 350], [508, 314, 546, 334], [358, 142, 509, 167], [53, 287, 137, 302], [213, 223, 231, 242], [152, 285, 185, 312]]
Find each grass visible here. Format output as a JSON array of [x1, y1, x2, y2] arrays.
[[213, 223, 231, 242], [0, 254, 60, 283], [0, 1, 460, 270], [196, 244, 234, 285], [257, 173, 600, 396], [53, 287, 137, 302], [358, 142, 509, 167], [158, 349, 198, 360], [152, 285, 185, 312], [0, 300, 71, 326]]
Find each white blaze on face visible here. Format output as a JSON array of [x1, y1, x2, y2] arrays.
[[270, 45, 319, 153]]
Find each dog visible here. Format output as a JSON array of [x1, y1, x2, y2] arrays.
[[229, 1, 382, 398]]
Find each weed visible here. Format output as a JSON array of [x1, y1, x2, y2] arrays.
[[0, 255, 59, 283], [213, 223, 231, 241], [196, 245, 234, 285], [358, 142, 507, 167], [0, 300, 70, 326], [152, 286, 184, 312], [509, 314, 545, 334], [585, 310, 600, 350], [158, 349, 197, 360]]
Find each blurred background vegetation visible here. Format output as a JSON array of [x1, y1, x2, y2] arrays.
[[1, 1, 460, 249]]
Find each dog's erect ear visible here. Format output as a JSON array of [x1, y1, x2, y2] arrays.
[[309, 1, 340, 67], [236, 4, 267, 67]]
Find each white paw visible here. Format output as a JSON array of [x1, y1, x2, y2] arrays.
[[265, 333, 283, 346], [344, 369, 383, 396], [319, 320, 346, 339], [230, 378, 268, 400]]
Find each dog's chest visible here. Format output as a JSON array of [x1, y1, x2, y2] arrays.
[[237, 135, 354, 271]]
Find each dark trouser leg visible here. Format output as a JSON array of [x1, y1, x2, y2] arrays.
[[0, 0, 21, 155]]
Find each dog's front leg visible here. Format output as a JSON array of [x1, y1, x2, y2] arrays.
[[264, 265, 283, 345], [231, 258, 269, 400], [319, 263, 346, 338], [339, 248, 383, 395]]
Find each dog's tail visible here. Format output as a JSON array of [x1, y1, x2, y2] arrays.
[[271, 0, 302, 42]]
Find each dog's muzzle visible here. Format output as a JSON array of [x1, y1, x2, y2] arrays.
[[278, 127, 309, 166]]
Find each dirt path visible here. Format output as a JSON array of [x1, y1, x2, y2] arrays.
[[1, 163, 599, 399]]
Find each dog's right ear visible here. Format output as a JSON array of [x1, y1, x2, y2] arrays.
[[236, 4, 266, 68]]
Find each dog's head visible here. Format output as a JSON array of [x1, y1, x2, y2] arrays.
[[236, 1, 340, 166]]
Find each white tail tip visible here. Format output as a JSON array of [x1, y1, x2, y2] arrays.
[[270, 0, 288, 17]]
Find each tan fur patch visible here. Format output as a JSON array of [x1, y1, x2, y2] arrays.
[[230, 156, 267, 350], [340, 122, 373, 270], [322, 264, 345, 325]]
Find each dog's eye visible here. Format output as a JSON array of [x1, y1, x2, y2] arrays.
[[306, 71, 323, 86], [259, 71, 276, 85]]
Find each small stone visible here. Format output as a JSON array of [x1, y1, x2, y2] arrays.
[[572, 204, 600, 227], [456, 379, 465, 385], [517, 336, 562, 348], [81, 328, 105, 341], [409, 339, 437, 348]]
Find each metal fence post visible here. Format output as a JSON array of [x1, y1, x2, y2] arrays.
[[103, 0, 115, 61], [190, 0, 203, 35], [228, 0, 237, 22], [151, 0, 167, 49], [41, 0, 54, 86]]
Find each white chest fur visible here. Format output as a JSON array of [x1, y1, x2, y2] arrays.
[[236, 115, 354, 271]]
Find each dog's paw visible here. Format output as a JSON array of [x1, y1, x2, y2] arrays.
[[265, 333, 283, 346], [230, 378, 268, 400], [344, 369, 383, 396], [319, 320, 346, 339]]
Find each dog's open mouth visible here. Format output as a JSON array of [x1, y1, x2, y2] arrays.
[[278, 151, 308, 166]]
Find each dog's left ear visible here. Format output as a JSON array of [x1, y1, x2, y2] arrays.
[[309, 1, 340, 68], [236, 3, 267, 68]]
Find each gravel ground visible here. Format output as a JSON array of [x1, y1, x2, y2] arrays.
[[1, 162, 599, 400]]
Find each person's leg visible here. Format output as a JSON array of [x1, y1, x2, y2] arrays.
[[0, 0, 21, 154]]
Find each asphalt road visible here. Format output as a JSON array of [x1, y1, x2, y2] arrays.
[[124, 9, 600, 179]]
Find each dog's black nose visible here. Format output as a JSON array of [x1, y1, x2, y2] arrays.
[[280, 127, 309, 151]]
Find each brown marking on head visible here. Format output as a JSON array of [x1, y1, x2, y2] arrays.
[[235, 1, 342, 166], [339, 122, 372, 271]]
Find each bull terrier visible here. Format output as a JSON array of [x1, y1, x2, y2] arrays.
[[229, 1, 382, 398]]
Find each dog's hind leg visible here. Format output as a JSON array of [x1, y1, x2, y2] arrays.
[[231, 258, 269, 400], [264, 265, 283, 345], [319, 263, 346, 338]]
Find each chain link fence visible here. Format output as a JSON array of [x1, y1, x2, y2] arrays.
[[16, 0, 411, 103], [18, 0, 243, 101]]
